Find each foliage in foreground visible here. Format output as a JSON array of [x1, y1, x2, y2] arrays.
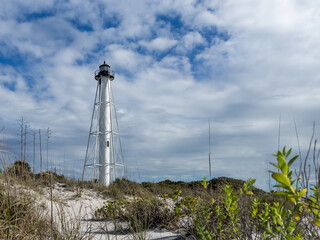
[[0, 181, 56, 239], [2, 145, 320, 239], [96, 147, 320, 239], [0, 160, 93, 240]]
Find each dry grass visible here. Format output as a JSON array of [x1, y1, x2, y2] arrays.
[[0, 132, 276, 240], [0, 174, 58, 239], [1, 157, 279, 240]]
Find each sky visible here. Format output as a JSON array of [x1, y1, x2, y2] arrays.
[[1, 0, 320, 190]]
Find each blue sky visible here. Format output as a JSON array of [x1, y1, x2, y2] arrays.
[[1, 0, 320, 190]]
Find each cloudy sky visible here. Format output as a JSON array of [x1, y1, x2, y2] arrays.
[[1, 0, 320, 190]]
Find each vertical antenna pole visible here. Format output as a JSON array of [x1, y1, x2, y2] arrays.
[[39, 129, 42, 172], [208, 119, 212, 179], [278, 114, 281, 151], [20, 116, 23, 161], [24, 124, 27, 161], [33, 131, 36, 173]]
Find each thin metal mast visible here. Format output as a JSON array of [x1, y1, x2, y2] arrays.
[[208, 120, 212, 179], [32, 130, 36, 173], [39, 129, 42, 172]]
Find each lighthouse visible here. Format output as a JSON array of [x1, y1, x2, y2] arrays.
[[82, 62, 125, 186]]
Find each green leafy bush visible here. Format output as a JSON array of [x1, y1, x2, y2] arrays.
[[95, 196, 174, 234], [189, 147, 320, 239]]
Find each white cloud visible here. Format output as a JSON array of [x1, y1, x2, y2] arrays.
[[182, 31, 206, 50], [106, 45, 152, 72], [0, 0, 55, 18], [140, 37, 178, 51], [1, 0, 320, 189], [194, 9, 218, 27]]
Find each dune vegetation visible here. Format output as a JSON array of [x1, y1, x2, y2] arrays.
[[1, 140, 320, 239]]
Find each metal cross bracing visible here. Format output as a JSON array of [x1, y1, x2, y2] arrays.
[[82, 62, 125, 186]]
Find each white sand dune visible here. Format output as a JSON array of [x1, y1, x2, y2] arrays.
[[39, 183, 182, 240]]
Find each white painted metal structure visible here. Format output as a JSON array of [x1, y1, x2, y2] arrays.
[[82, 62, 125, 186]]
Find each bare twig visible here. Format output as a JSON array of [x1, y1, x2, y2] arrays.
[[302, 122, 315, 193], [294, 119, 302, 181], [278, 114, 281, 152]]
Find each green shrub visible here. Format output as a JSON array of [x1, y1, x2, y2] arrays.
[[188, 147, 320, 240], [95, 195, 174, 234], [6, 160, 31, 178]]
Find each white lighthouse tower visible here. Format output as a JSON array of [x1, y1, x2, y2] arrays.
[[82, 62, 125, 186]]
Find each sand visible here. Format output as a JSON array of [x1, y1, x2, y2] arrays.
[[39, 182, 182, 240]]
